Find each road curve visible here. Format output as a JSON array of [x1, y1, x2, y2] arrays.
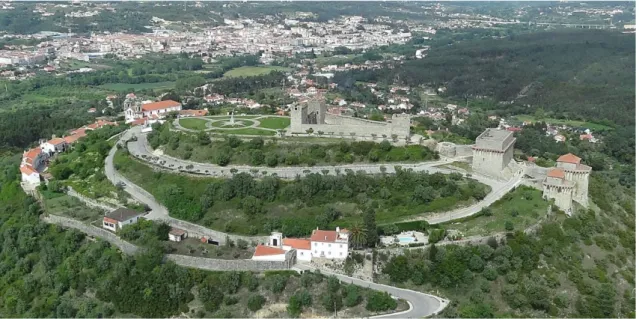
[[294, 263, 449, 318]]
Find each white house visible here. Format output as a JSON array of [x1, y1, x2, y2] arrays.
[[20, 165, 40, 185], [102, 208, 145, 232], [310, 227, 349, 259], [168, 228, 187, 242], [141, 100, 182, 118], [282, 238, 312, 262], [40, 137, 67, 155]]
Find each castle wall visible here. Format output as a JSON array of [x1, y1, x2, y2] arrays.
[[502, 143, 515, 170], [292, 114, 410, 138], [564, 171, 589, 207], [472, 149, 507, 179], [543, 184, 573, 213]]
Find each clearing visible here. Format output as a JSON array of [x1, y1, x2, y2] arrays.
[[514, 115, 613, 131]]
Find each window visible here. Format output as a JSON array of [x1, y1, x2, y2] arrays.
[[300, 252, 304, 256], [340, 244, 343, 249], [314, 250, 317, 254], [314, 243, 318, 247], [328, 244, 331, 247], [339, 252, 342, 256], [328, 251, 331, 255]]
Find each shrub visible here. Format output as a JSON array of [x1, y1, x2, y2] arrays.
[[365, 291, 397, 312], [505, 221, 514, 231], [247, 294, 266, 312]]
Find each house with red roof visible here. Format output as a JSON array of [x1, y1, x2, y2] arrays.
[[310, 227, 349, 259], [20, 164, 41, 185], [252, 245, 288, 261], [40, 137, 67, 154], [141, 100, 182, 118], [282, 238, 312, 262]]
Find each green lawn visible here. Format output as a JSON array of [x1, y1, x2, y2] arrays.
[[257, 117, 291, 129], [223, 66, 292, 78], [99, 81, 176, 92], [443, 186, 549, 236], [179, 118, 209, 130], [213, 128, 276, 136], [209, 119, 255, 128], [514, 115, 613, 131]]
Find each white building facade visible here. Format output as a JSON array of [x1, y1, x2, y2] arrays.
[[310, 227, 349, 260]]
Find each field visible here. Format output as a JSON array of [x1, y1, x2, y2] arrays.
[[223, 66, 292, 78], [209, 119, 255, 128], [99, 81, 176, 92], [179, 118, 209, 130], [514, 115, 613, 131], [40, 191, 104, 222], [213, 128, 276, 136], [258, 117, 291, 129], [443, 186, 549, 236]]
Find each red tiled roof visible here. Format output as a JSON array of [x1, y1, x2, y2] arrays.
[[24, 148, 42, 164], [142, 100, 181, 112], [47, 137, 66, 145], [20, 165, 38, 175], [253, 245, 286, 257], [63, 134, 83, 144], [547, 168, 565, 179], [557, 153, 581, 164], [179, 109, 208, 117], [169, 228, 186, 236], [283, 238, 311, 250], [130, 118, 147, 126], [310, 230, 338, 243]]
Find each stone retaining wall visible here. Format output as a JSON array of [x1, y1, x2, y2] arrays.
[[66, 187, 120, 212], [166, 249, 295, 271], [42, 214, 138, 254]]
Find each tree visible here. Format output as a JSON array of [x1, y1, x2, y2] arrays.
[[468, 255, 485, 272], [365, 291, 397, 312], [382, 255, 410, 283], [363, 207, 377, 247], [215, 152, 231, 166], [349, 223, 366, 249], [306, 128, 314, 135], [344, 284, 362, 307], [321, 292, 342, 313]]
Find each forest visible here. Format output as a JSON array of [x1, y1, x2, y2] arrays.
[[332, 30, 635, 126]]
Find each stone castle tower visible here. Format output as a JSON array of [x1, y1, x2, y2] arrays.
[[555, 153, 591, 207], [472, 128, 516, 180], [290, 96, 326, 132], [542, 153, 591, 214]]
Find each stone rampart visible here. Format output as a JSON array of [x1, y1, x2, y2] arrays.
[[166, 249, 295, 271], [42, 214, 139, 254]]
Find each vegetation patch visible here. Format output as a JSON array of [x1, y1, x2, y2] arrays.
[[115, 150, 488, 236], [443, 186, 549, 236], [257, 117, 291, 129], [223, 66, 292, 78], [150, 123, 439, 167], [179, 118, 209, 130], [514, 115, 613, 132], [99, 81, 176, 91]]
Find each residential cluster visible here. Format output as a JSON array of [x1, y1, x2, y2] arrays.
[[252, 227, 350, 262], [20, 119, 117, 188]]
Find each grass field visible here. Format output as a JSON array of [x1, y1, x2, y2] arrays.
[[258, 117, 290, 129], [209, 119, 255, 128], [514, 115, 613, 131], [41, 191, 103, 222], [223, 66, 292, 78], [213, 128, 276, 136], [99, 81, 176, 92], [179, 118, 209, 130], [444, 186, 549, 236]]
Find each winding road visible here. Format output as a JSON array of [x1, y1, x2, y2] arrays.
[[104, 126, 526, 318]]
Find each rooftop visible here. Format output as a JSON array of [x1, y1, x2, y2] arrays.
[[253, 245, 287, 257], [474, 128, 516, 152], [547, 168, 565, 179], [104, 208, 144, 222], [557, 153, 581, 164], [282, 238, 311, 250], [142, 100, 181, 112]]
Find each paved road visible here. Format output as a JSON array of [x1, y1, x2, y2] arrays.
[[294, 263, 448, 318], [105, 130, 268, 244]]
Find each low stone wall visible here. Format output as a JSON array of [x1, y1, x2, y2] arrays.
[[155, 217, 269, 245], [66, 187, 120, 212], [42, 214, 138, 254], [166, 249, 294, 271]]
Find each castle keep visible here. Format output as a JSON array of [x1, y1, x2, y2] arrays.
[[290, 98, 411, 138], [542, 153, 591, 214], [472, 128, 516, 179]]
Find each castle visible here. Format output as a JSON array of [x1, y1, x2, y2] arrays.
[[542, 153, 591, 214], [472, 128, 517, 180], [290, 97, 411, 138]]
